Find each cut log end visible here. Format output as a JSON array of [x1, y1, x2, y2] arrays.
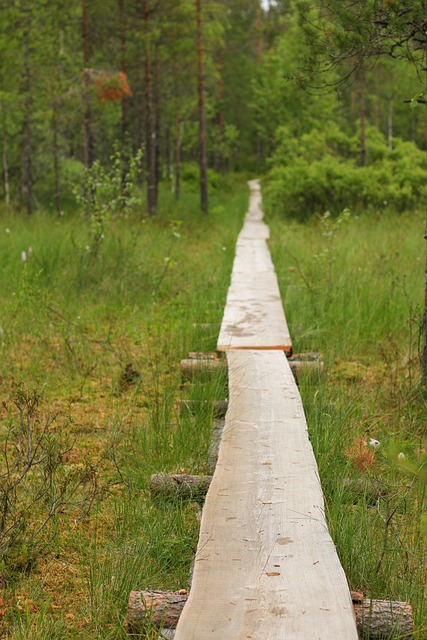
[[150, 473, 212, 500], [128, 590, 188, 632], [180, 358, 227, 381], [354, 599, 414, 639]]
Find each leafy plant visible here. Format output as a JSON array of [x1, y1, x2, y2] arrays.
[[0, 383, 100, 577], [264, 124, 426, 218], [75, 146, 143, 258]]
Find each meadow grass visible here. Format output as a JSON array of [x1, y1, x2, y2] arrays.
[[269, 206, 426, 636], [0, 184, 426, 638], [0, 182, 245, 639]]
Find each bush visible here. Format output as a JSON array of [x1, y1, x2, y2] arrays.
[[264, 123, 426, 218], [180, 162, 220, 192]]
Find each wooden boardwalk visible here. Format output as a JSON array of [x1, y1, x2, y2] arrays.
[[174, 181, 358, 639], [217, 181, 292, 353]]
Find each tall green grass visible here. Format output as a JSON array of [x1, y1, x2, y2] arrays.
[[0, 182, 245, 639], [269, 207, 426, 636]]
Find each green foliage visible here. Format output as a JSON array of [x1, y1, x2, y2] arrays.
[[75, 147, 143, 257], [264, 123, 426, 218], [0, 383, 100, 577], [180, 162, 220, 192]]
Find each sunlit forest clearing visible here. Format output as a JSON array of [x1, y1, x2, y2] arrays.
[[0, 0, 426, 638]]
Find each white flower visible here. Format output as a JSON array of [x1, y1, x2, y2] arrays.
[[5, 228, 10, 234], [21, 250, 27, 262], [369, 438, 380, 450], [397, 452, 405, 461]]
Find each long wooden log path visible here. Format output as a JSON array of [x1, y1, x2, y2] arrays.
[[174, 181, 359, 639]]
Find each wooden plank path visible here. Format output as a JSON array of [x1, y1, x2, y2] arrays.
[[174, 181, 358, 639], [217, 181, 292, 353]]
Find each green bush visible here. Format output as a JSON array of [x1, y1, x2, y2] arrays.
[[180, 162, 220, 192], [264, 123, 426, 218]]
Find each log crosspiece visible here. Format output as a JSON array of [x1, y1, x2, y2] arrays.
[[127, 590, 414, 639]]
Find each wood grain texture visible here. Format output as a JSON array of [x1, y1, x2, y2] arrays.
[[233, 238, 275, 273], [217, 272, 292, 352], [174, 351, 358, 640], [217, 180, 291, 353]]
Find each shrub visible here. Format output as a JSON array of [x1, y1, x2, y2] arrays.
[[264, 123, 426, 218]]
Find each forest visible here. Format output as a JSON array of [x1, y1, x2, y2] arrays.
[[0, 0, 426, 638], [1, 0, 426, 217]]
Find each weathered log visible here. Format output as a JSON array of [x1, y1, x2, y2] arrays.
[[288, 352, 323, 362], [127, 590, 188, 632], [127, 589, 414, 639], [150, 473, 212, 500], [180, 358, 226, 381], [179, 399, 228, 418], [353, 599, 414, 639], [287, 353, 323, 378], [188, 351, 219, 360], [207, 418, 225, 473]]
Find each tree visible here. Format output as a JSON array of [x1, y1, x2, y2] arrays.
[[295, 0, 427, 382], [196, 0, 208, 214]]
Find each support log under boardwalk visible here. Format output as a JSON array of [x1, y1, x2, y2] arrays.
[[150, 473, 212, 500], [174, 350, 359, 640], [127, 590, 414, 639]]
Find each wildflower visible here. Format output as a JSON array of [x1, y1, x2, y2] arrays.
[[398, 452, 406, 461], [28, 246, 33, 257], [21, 250, 27, 262], [369, 438, 380, 450], [5, 228, 10, 234]]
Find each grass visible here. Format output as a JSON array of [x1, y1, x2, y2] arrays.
[[268, 205, 427, 637], [0, 181, 425, 638], [0, 181, 245, 638]]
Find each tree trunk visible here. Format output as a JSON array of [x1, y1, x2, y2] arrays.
[[256, 5, 263, 63], [357, 66, 366, 167], [22, 22, 33, 214], [174, 87, 181, 200], [134, 66, 144, 188], [52, 102, 61, 215], [387, 97, 393, 151], [144, 0, 157, 216], [82, 0, 94, 173], [196, 0, 208, 214], [118, 0, 129, 142], [375, 68, 381, 129], [215, 48, 225, 174], [154, 43, 161, 200], [2, 107, 10, 206], [422, 38, 427, 384]]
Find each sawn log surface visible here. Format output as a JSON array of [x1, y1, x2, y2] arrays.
[[174, 350, 358, 640]]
